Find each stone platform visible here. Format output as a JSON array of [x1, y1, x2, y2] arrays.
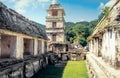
[[86, 53, 120, 78]]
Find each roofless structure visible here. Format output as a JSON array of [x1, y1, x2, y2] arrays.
[[46, 0, 68, 58], [0, 2, 48, 78], [87, 0, 120, 78]]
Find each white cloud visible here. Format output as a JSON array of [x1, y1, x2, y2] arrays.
[[9, 0, 16, 3], [15, 0, 30, 8], [14, 0, 31, 14], [38, 0, 50, 3], [99, 2, 105, 10], [0, 0, 51, 14], [51, 0, 57, 4], [0, 0, 16, 3]]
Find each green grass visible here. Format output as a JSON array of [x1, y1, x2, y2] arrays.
[[62, 61, 88, 78], [32, 61, 88, 78]]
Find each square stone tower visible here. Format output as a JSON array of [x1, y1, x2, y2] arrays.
[[46, 1, 65, 43]]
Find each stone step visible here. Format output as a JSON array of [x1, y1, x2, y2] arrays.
[[87, 54, 108, 78], [90, 53, 120, 78]]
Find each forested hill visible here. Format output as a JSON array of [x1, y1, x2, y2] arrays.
[[65, 20, 98, 47], [33, 20, 97, 47], [32, 21, 45, 30], [65, 7, 109, 47]]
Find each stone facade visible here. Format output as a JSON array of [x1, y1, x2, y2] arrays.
[[0, 2, 48, 78], [87, 0, 120, 78], [46, 3, 65, 43], [46, 2, 68, 56]]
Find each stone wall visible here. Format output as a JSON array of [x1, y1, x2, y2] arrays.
[[101, 29, 116, 66], [114, 30, 120, 67], [0, 55, 47, 78], [87, 1, 120, 78]]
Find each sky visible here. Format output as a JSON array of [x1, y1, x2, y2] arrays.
[[0, 0, 110, 25]]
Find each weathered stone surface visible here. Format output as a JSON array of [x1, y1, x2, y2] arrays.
[[0, 2, 48, 40], [86, 53, 120, 78]]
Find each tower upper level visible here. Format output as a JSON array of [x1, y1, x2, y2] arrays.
[[46, 1, 65, 17]]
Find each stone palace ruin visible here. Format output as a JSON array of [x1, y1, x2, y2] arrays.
[[87, 0, 120, 78], [0, 2, 48, 78]]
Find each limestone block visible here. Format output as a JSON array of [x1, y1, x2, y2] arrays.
[[16, 36, 23, 59], [9, 68, 23, 78], [42, 41, 45, 54], [33, 61, 40, 72], [34, 39, 38, 56], [25, 63, 34, 78]]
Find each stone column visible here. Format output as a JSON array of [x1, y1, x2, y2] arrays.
[[41, 40, 45, 54], [91, 40, 94, 53], [34, 39, 38, 56], [93, 38, 99, 56], [16, 36, 24, 59], [89, 40, 93, 53], [89, 41, 91, 52], [96, 38, 99, 56], [109, 29, 116, 66], [101, 32, 107, 60], [93, 38, 96, 54]]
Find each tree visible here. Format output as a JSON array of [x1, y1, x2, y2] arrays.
[[98, 7, 110, 22]]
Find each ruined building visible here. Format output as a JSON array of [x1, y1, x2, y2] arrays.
[[0, 2, 48, 78], [46, 1, 68, 56], [87, 0, 120, 78]]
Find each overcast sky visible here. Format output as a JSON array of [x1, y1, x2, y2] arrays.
[[0, 0, 110, 25]]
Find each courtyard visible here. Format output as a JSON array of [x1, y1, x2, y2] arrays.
[[32, 61, 88, 78]]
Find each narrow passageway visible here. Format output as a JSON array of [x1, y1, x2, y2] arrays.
[[32, 61, 88, 78]]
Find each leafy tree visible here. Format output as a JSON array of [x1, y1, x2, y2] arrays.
[[98, 7, 109, 22], [65, 7, 109, 47]]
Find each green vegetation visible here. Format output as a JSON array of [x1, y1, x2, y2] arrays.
[[65, 7, 109, 47], [98, 7, 110, 22], [62, 61, 88, 78], [65, 21, 98, 46], [32, 61, 88, 78]]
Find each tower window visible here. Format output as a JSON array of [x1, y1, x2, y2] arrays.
[[52, 10, 58, 16], [52, 22, 56, 28], [52, 34, 56, 41]]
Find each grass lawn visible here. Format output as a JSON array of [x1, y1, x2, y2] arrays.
[[32, 61, 88, 78], [62, 61, 88, 78]]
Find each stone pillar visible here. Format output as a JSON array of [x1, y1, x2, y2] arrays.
[[16, 36, 24, 59], [41, 40, 45, 54], [109, 29, 116, 66], [92, 40, 94, 53], [93, 38, 96, 54], [101, 32, 107, 60], [115, 30, 120, 67], [98, 39, 102, 57], [93, 38, 99, 56], [34, 39, 38, 56], [89, 40, 93, 53], [96, 38, 99, 56]]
